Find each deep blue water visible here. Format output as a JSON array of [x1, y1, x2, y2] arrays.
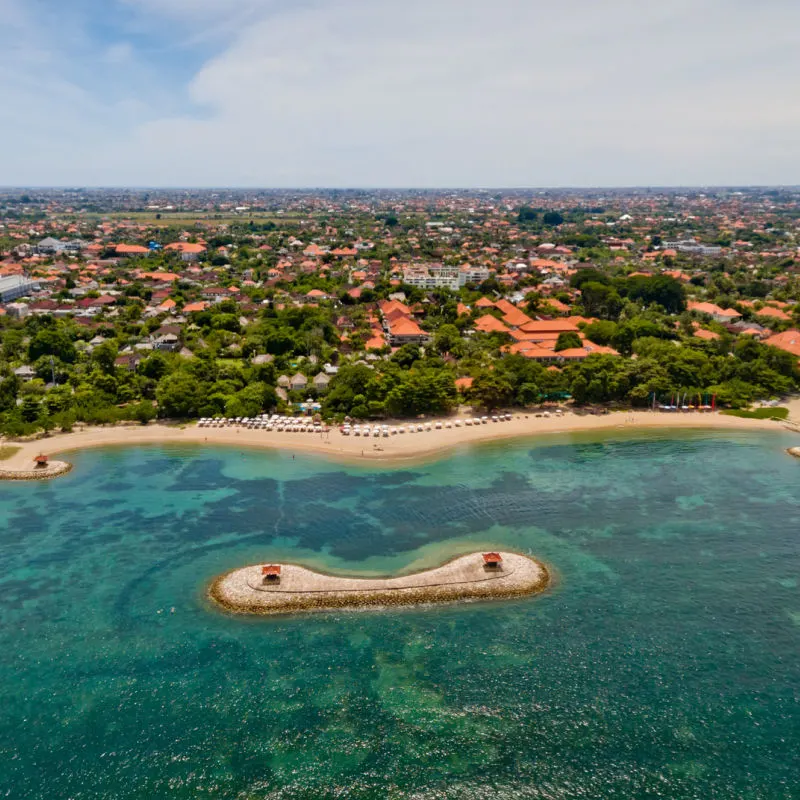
[[1, 430, 799, 799]]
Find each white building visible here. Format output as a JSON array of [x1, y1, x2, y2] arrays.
[[37, 237, 66, 255], [661, 239, 722, 257], [5, 302, 29, 318], [403, 266, 459, 290], [458, 264, 491, 285], [0, 275, 40, 302], [402, 264, 490, 290]]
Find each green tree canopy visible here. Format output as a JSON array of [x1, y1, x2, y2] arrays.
[[28, 327, 76, 364], [555, 331, 583, 351], [468, 372, 514, 410]]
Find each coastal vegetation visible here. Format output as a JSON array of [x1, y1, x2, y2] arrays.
[[721, 407, 789, 420], [0, 302, 796, 436]]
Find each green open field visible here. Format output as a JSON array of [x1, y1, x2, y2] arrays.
[[79, 211, 307, 227], [722, 407, 789, 420], [0, 445, 21, 461]]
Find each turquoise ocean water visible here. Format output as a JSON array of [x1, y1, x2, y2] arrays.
[[1, 430, 799, 799]]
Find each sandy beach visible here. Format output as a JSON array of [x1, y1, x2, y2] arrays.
[[210, 551, 548, 615], [1, 408, 797, 479]]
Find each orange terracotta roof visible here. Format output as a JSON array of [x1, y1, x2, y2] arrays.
[[474, 314, 511, 334], [503, 341, 557, 359], [508, 329, 561, 343], [380, 298, 411, 316], [165, 242, 206, 254], [542, 298, 570, 313], [518, 319, 579, 334], [688, 301, 741, 318], [138, 271, 181, 282], [765, 329, 800, 358], [365, 331, 387, 350], [755, 306, 791, 321], [557, 344, 619, 359], [389, 317, 428, 337], [692, 328, 721, 341]]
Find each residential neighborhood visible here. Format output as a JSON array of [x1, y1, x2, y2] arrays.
[[0, 186, 799, 435]]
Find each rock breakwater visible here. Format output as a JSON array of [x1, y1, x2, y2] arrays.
[[209, 551, 549, 616]]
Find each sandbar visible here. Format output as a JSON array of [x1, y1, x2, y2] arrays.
[[209, 551, 549, 615], [0, 408, 796, 480]]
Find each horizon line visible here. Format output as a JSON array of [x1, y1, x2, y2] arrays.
[[2, 185, 800, 192]]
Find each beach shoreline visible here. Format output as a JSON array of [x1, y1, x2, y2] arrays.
[[209, 551, 549, 616], [0, 408, 797, 479]]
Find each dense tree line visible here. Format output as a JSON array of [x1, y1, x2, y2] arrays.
[[0, 276, 798, 437]]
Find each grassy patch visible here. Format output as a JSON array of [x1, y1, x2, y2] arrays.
[[722, 407, 789, 420], [0, 445, 21, 461]]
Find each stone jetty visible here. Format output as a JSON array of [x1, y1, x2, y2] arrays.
[[209, 551, 549, 616]]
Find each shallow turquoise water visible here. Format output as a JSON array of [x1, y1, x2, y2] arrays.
[[1, 431, 799, 798]]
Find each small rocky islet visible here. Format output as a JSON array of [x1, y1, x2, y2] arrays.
[[209, 551, 549, 616]]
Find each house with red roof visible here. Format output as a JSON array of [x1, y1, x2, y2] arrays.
[[138, 271, 181, 283], [379, 299, 411, 317], [165, 242, 207, 261], [493, 298, 533, 329], [754, 306, 791, 322], [765, 330, 800, 362], [386, 316, 430, 346], [115, 244, 150, 257], [365, 330, 387, 351], [474, 315, 511, 334], [688, 301, 742, 323]]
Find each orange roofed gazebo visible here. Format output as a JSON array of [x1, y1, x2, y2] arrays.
[[34, 454, 49, 468], [482, 552, 503, 569], [261, 565, 282, 583]]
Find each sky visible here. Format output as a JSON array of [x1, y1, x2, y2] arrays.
[[1, 0, 799, 188]]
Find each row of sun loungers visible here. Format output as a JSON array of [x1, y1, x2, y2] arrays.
[[197, 415, 327, 432], [340, 414, 514, 436], [196, 413, 516, 434]]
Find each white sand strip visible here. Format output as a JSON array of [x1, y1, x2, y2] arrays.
[[0, 409, 794, 480]]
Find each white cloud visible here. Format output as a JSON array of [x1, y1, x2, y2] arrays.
[[104, 42, 134, 64], [5, 0, 800, 185]]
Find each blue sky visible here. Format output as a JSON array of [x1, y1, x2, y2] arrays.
[[2, 0, 799, 187]]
